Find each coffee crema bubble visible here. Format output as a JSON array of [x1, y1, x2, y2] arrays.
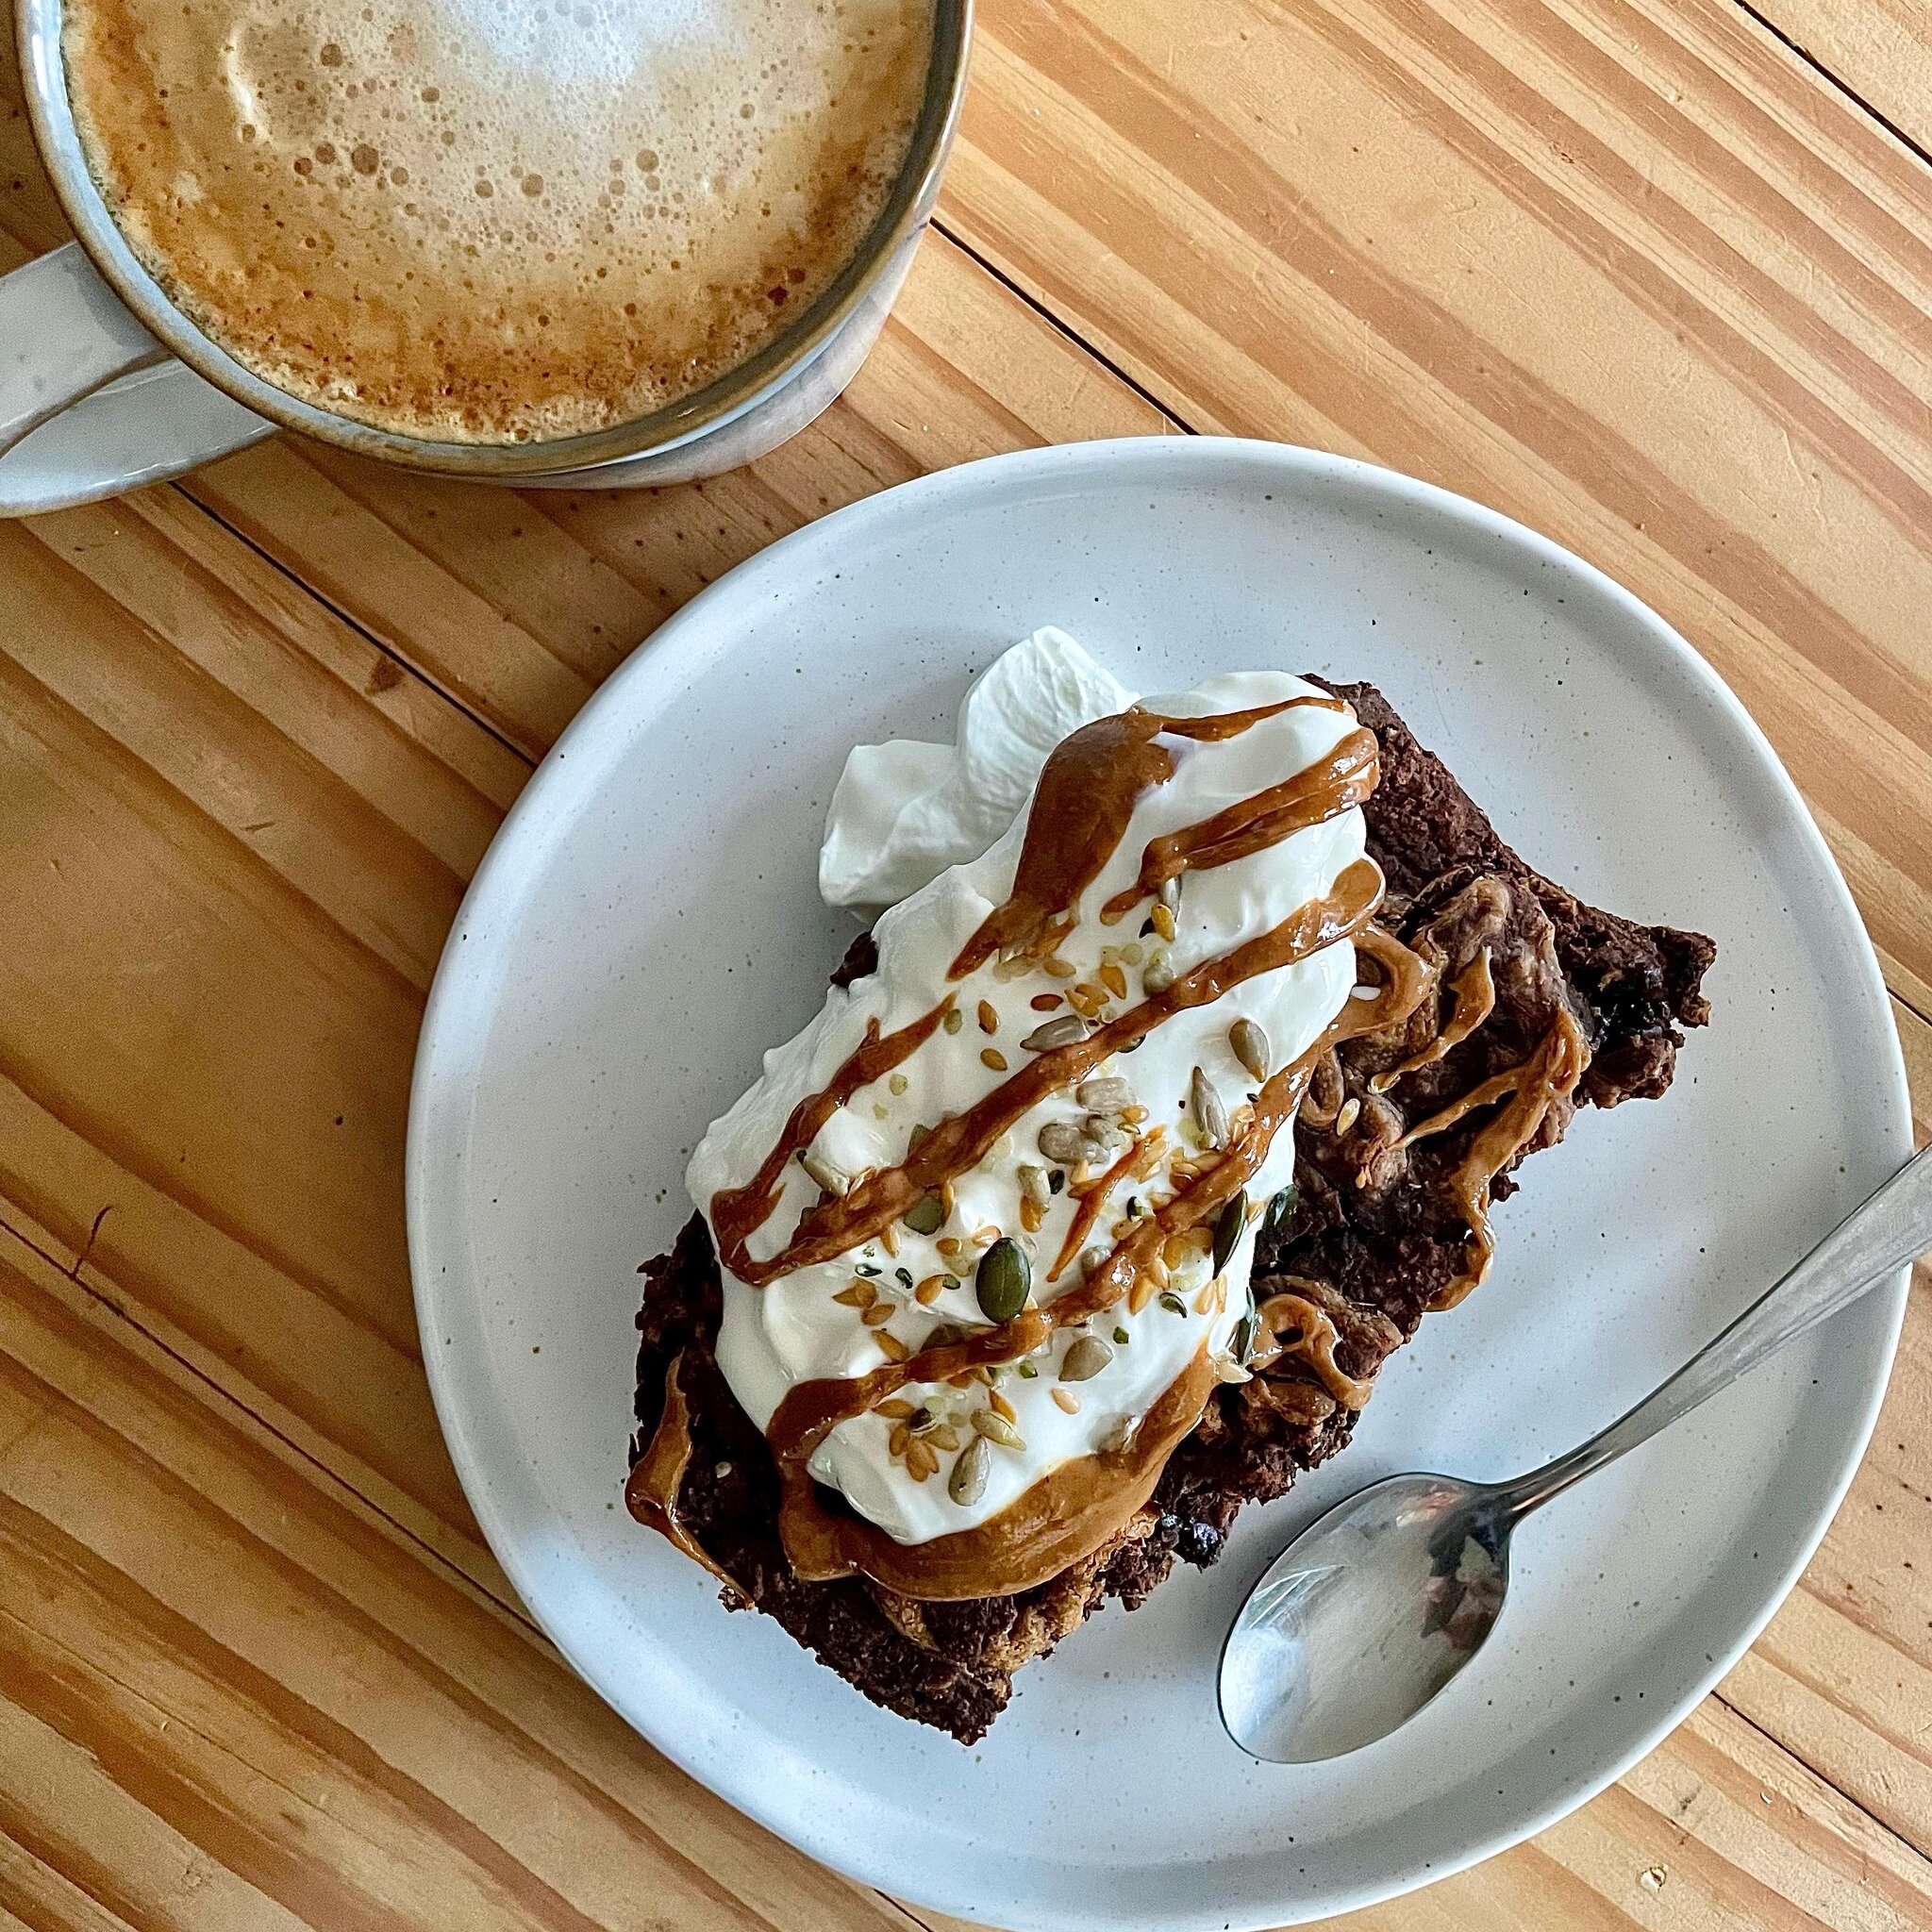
[[62, 0, 933, 442]]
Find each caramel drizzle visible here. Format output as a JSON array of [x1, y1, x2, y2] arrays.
[[1047, 1129, 1165, 1284], [1100, 725, 1377, 924], [623, 1356, 738, 1591], [682, 695, 1447, 1601], [756, 869, 1434, 1600], [948, 695, 1344, 979], [775, 1350, 1216, 1601], [1370, 946, 1496, 1092], [1251, 1289, 1373, 1410], [708, 998, 954, 1283], [1392, 1003, 1591, 1308], [719, 856, 1388, 1290]]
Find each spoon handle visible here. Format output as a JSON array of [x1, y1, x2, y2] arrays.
[[1502, 1141, 1932, 1520]]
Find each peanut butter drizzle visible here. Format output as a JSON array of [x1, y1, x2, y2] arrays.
[[1370, 947, 1495, 1092], [1392, 1003, 1591, 1308], [1047, 1129, 1165, 1284], [624, 1356, 739, 1591], [677, 696, 1447, 1602], [1100, 726, 1377, 924], [775, 1350, 1217, 1599], [708, 998, 954, 1282], [737, 862, 1419, 1601], [1251, 1289, 1373, 1409], [720, 856, 1389, 1289], [948, 695, 1344, 979]]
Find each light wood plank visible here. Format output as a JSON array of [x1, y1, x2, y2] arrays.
[[0, 1226, 921, 1932], [1747, 0, 1932, 154]]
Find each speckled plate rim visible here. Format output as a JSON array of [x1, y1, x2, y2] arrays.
[[407, 436, 1909, 1930]]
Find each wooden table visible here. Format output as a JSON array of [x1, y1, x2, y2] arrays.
[[2, 2, 1929, 1925]]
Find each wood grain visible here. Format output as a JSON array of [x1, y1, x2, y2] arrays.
[[2, 0, 1930, 1925], [1750, 0, 1932, 152]]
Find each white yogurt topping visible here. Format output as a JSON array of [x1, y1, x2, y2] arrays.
[[688, 634, 1367, 1545]]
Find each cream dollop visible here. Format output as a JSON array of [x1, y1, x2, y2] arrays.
[[689, 635, 1366, 1545], [819, 626, 1135, 908]]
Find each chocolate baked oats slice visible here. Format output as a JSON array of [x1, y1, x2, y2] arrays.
[[627, 678, 1711, 1742]]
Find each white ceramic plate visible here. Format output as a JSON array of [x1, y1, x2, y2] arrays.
[[408, 439, 1908, 1930]]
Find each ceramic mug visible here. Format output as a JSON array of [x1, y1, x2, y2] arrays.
[[0, 0, 970, 516]]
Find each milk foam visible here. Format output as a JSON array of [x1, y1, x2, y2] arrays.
[[64, 0, 931, 441]]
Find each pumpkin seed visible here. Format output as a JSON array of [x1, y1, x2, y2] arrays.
[[1229, 1017, 1270, 1082], [1059, 1336, 1113, 1381], [1190, 1065, 1229, 1149], [1158, 1290, 1188, 1316], [949, 1435, 991, 1505], [1231, 1312, 1257, 1362], [974, 1238, 1031, 1324], [1076, 1075, 1132, 1111], [1264, 1183, 1299, 1231], [903, 1193, 945, 1236], [1022, 1013, 1090, 1052], [1212, 1189, 1249, 1275], [970, 1407, 1025, 1450], [1037, 1121, 1093, 1165], [1112, 1325, 1131, 1345]]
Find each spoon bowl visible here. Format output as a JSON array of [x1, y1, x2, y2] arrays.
[[1218, 1142, 1931, 1764], [1219, 1473, 1510, 1762]]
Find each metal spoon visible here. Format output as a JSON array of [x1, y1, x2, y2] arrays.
[[1219, 1141, 1932, 1763]]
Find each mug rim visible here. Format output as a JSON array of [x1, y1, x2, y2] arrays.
[[17, 0, 970, 479]]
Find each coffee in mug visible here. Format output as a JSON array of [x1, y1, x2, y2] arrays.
[[59, 0, 932, 443]]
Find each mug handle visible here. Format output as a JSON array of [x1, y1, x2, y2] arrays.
[[0, 242, 273, 516]]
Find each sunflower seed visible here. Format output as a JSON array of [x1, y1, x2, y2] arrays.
[[1022, 1014, 1089, 1052], [1017, 1164, 1051, 1209], [1191, 1066, 1229, 1148], [1084, 1115, 1129, 1154], [1051, 1387, 1081, 1414], [942, 1007, 965, 1034], [1059, 1336, 1113, 1382], [1158, 874, 1181, 911], [1037, 1121, 1093, 1165], [799, 1147, 847, 1196], [1336, 1096, 1361, 1135], [971, 1407, 1025, 1450], [1076, 1075, 1132, 1112], [1141, 954, 1176, 994], [1228, 1017, 1270, 1082], [1098, 1414, 1139, 1455], [949, 1435, 991, 1505]]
